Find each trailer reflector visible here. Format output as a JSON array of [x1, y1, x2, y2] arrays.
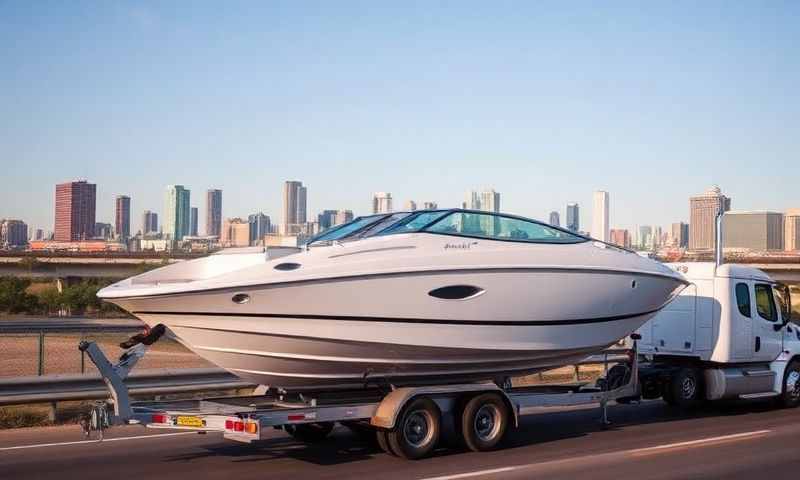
[[151, 413, 168, 424], [245, 422, 258, 434]]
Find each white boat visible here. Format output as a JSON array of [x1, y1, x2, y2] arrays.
[[99, 209, 687, 391]]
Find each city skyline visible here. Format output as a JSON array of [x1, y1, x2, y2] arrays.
[[2, 3, 798, 236]]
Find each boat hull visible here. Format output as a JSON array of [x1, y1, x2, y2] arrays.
[[115, 268, 685, 390]]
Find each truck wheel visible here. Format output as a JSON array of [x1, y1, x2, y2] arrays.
[[387, 397, 441, 460], [779, 361, 800, 408], [460, 393, 509, 452], [285, 422, 334, 443], [668, 367, 702, 408]]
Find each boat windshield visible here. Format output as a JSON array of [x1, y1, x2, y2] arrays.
[[423, 211, 586, 244], [377, 210, 450, 236], [308, 215, 389, 244]]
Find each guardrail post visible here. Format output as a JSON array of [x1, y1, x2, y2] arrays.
[[80, 332, 85, 374], [573, 365, 580, 382], [48, 401, 57, 422], [38, 331, 45, 376]]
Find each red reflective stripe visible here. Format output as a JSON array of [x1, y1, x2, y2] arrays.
[[287, 414, 305, 421]]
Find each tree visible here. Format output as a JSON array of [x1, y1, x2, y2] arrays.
[[0, 277, 40, 314], [36, 286, 63, 316]]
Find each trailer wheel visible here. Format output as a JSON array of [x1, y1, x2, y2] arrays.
[[387, 397, 441, 460], [285, 422, 334, 443], [460, 393, 509, 452], [667, 367, 702, 408], [376, 429, 394, 455], [778, 361, 800, 408]]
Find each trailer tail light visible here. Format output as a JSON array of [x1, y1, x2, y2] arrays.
[[151, 414, 168, 424], [234, 421, 244, 432], [225, 420, 234, 430], [245, 422, 258, 434]]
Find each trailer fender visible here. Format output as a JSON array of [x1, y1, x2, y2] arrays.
[[370, 384, 518, 430]]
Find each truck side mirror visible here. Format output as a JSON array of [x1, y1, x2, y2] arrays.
[[777, 283, 792, 326]]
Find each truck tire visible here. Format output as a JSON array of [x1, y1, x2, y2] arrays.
[[285, 422, 334, 443], [667, 367, 703, 408], [387, 397, 441, 460], [778, 361, 800, 408], [376, 429, 394, 455], [460, 393, 509, 452]]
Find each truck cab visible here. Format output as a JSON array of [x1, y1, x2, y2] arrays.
[[634, 262, 800, 407]]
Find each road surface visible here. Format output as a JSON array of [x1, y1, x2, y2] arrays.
[[1, 400, 799, 479]]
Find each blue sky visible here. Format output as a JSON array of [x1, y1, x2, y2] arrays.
[[1, 1, 798, 234]]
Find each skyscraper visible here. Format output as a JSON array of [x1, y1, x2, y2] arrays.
[[164, 185, 191, 241], [422, 202, 438, 210], [206, 189, 223, 238], [671, 222, 689, 248], [142, 210, 158, 235], [592, 191, 610, 242], [373, 192, 393, 214], [335, 210, 354, 225], [283, 181, 308, 234], [689, 186, 731, 251], [566, 203, 579, 232], [549, 211, 560, 227], [462, 189, 500, 212], [609, 229, 631, 249], [248, 212, 271, 246], [638, 226, 652, 249], [54, 180, 96, 241], [785, 209, 800, 251], [190, 207, 198, 237], [317, 210, 338, 231], [115, 195, 131, 240], [0, 220, 28, 248]]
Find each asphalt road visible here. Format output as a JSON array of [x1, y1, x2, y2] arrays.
[[2, 400, 799, 479]]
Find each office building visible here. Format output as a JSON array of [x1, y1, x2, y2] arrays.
[[610, 229, 631, 249], [164, 185, 191, 241], [0, 220, 28, 248], [592, 191, 610, 242], [671, 222, 689, 248], [248, 212, 271, 246], [404, 200, 417, 211], [93, 222, 113, 240], [335, 210, 354, 226], [373, 192, 393, 214], [115, 195, 131, 240], [689, 186, 731, 251], [34, 228, 44, 241], [549, 211, 560, 227], [206, 189, 223, 238], [221, 218, 250, 247], [786, 209, 800, 251], [142, 210, 158, 235], [317, 210, 338, 231], [723, 211, 784, 251], [637, 226, 652, 250], [422, 202, 438, 210], [190, 207, 198, 237], [282, 181, 308, 234], [54, 180, 96, 241], [566, 203, 580, 232]]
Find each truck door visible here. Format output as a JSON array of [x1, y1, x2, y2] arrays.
[[752, 283, 783, 362], [732, 282, 754, 360]]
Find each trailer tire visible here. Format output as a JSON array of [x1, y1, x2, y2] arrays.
[[667, 367, 702, 408], [387, 397, 441, 460], [285, 422, 334, 443], [376, 429, 394, 455], [778, 361, 800, 408], [460, 393, 509, 452]]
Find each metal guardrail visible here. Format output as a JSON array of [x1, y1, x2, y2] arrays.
[[0, 319, 144, 333], [0, 368, 253, 407], [0, 355, 629, 408]]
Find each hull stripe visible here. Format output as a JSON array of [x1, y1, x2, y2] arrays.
[[132, 307, 661, 326]]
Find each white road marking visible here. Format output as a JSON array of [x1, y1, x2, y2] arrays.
[[418, 429, 773, 480], [0, 431, 198, 451], [420, 467, 520, 480], [628, 429, 771, 454]]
